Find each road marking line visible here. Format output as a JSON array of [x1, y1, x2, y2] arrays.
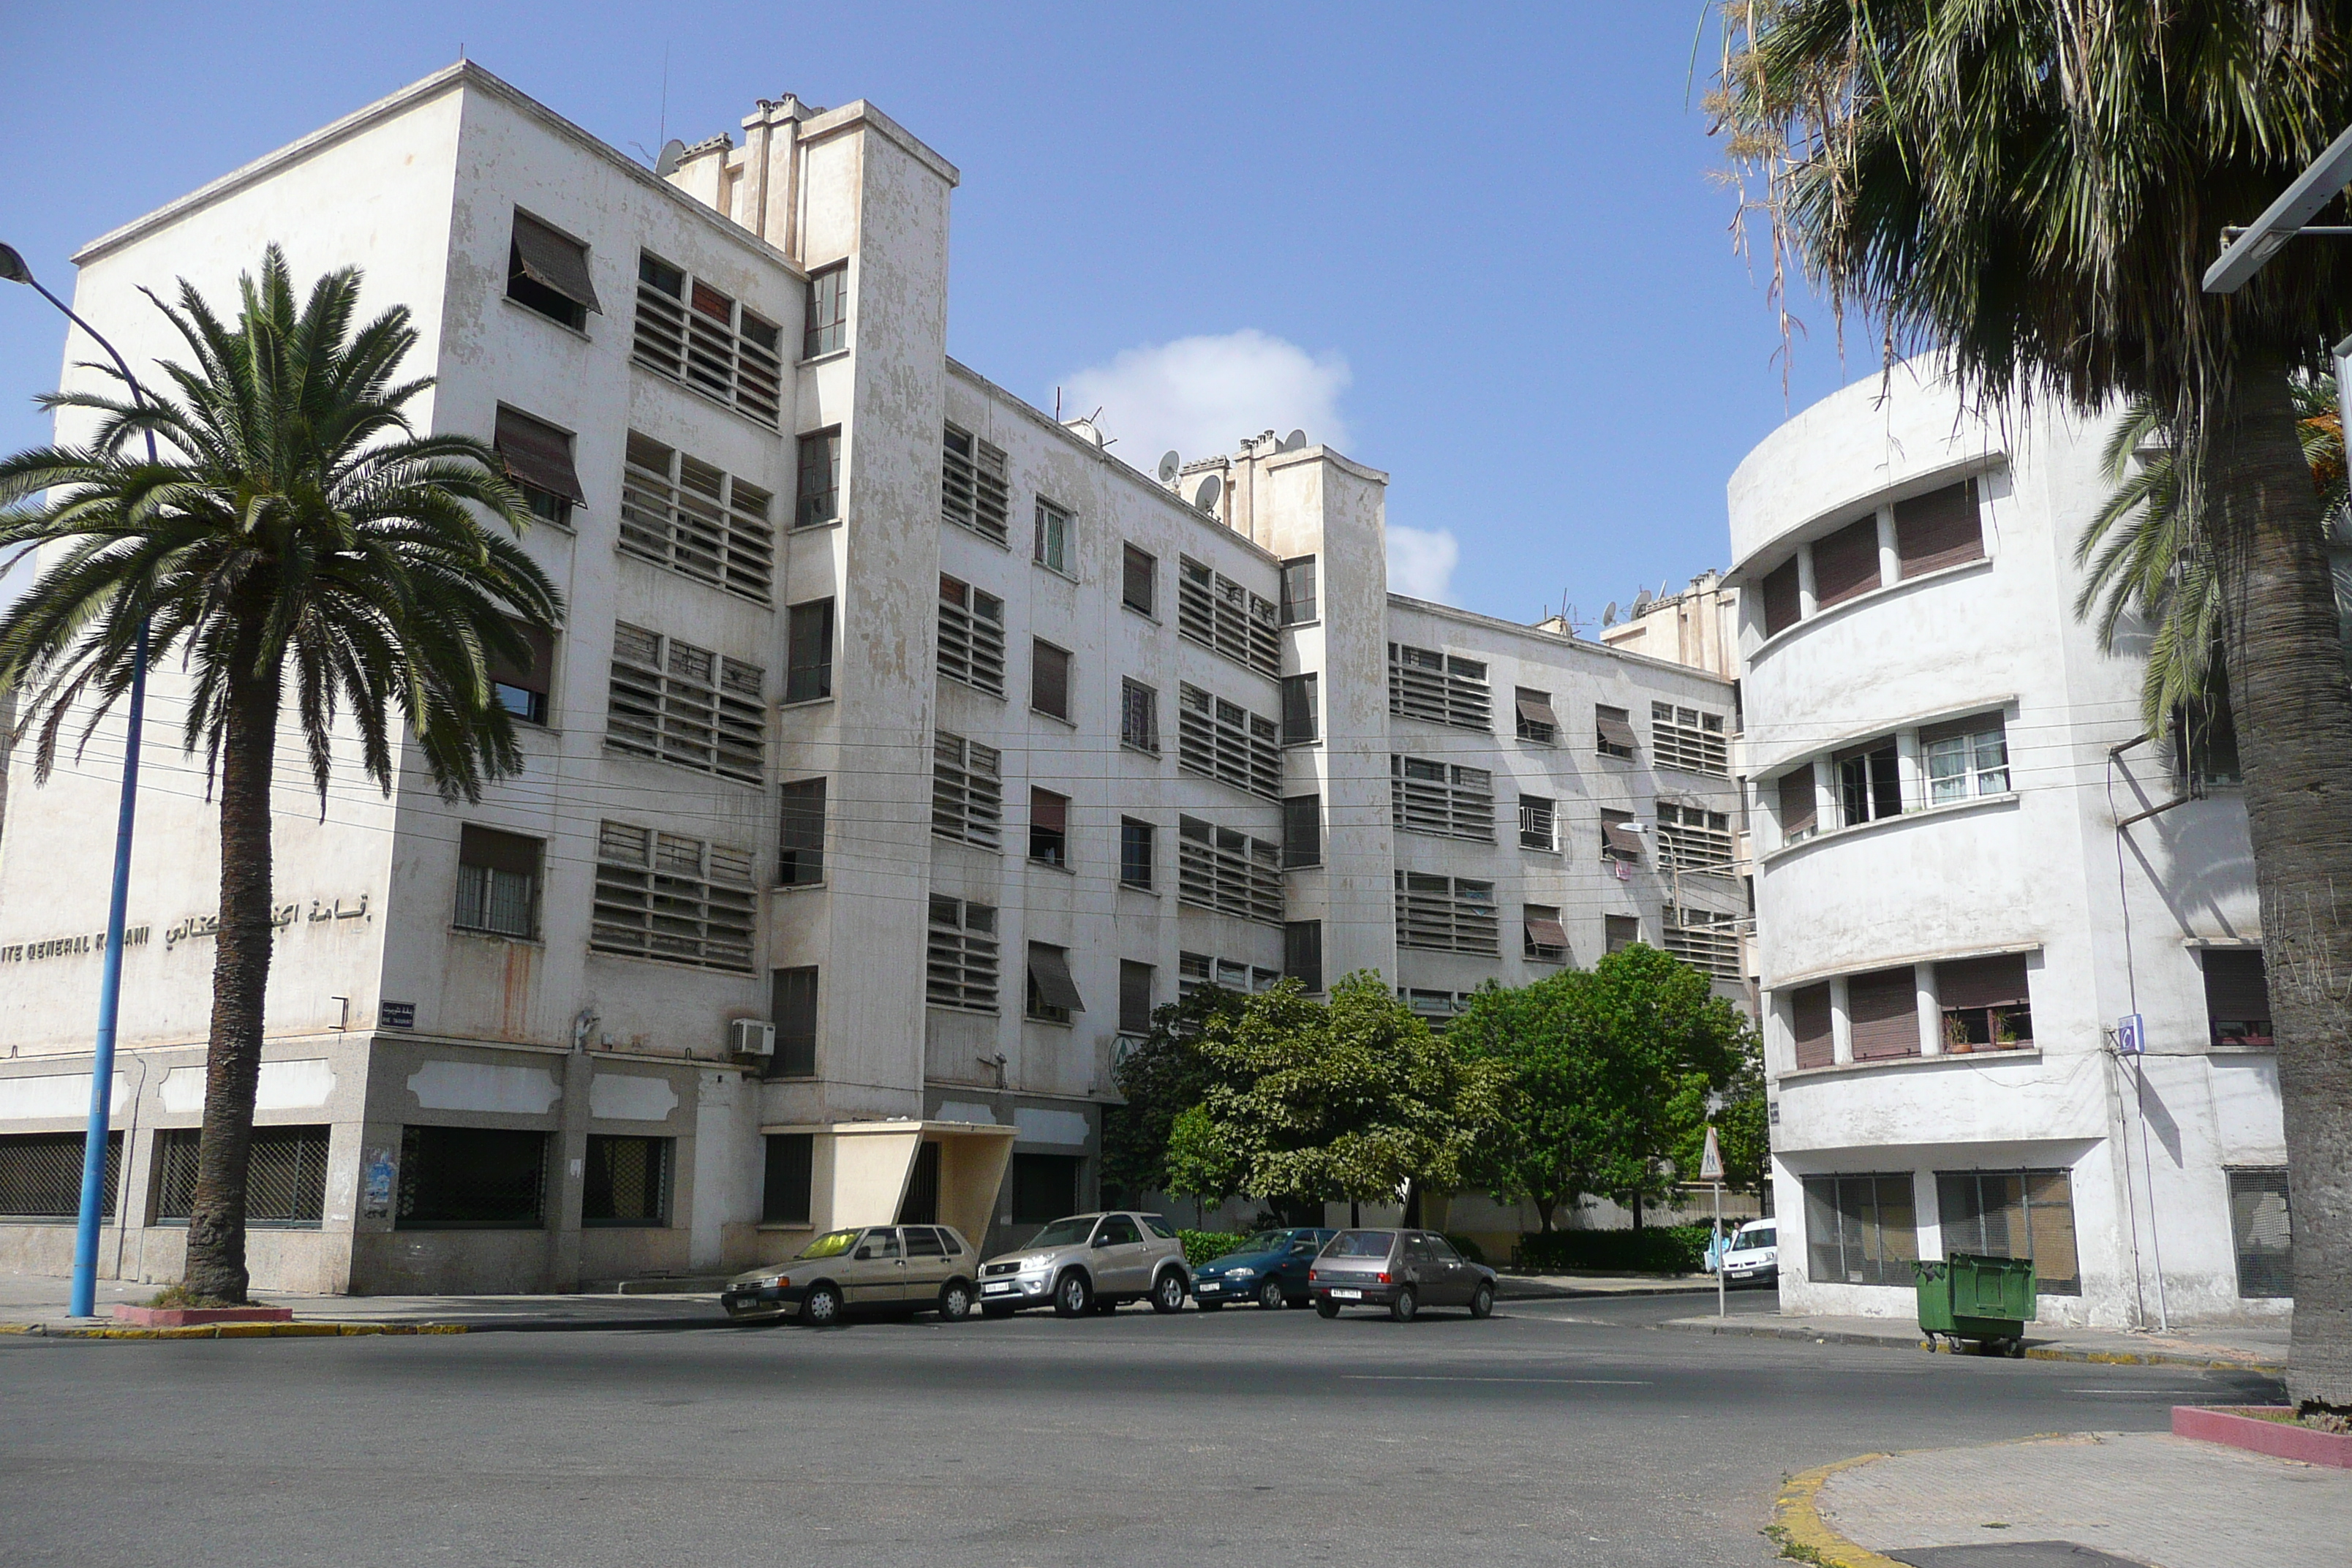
[[1343, 1375, 1652, 1385]]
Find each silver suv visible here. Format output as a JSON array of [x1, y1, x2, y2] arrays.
[[977, 1210, 1192, 1318]]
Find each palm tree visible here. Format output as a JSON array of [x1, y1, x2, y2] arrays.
[[0, 247, 561, 1303], [1714, 6, 2352, 1410]]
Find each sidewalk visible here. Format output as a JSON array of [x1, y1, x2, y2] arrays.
[[0, 1270, 733, 1335], [1494, 1270, 1713, 1301], [1785, 1431, 2351, 1568], [1662, 1308, 2287, 1373]]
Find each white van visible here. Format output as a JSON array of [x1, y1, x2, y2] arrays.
[[1719, 1219, 1779, 1286]]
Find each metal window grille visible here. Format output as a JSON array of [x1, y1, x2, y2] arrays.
[[398, 1126, 549, 1229], [630, 253, 781, 426], [154, 1125, 328, 1226], [591, 820, 758, 973], [1393, 872, 1500, 955], [931, 733, 1003, 849], [1120, 818, 1155, 889], [606, 622, 765, 783], [619, 431, 775, 603], [926, 897, 1000, 1011], [1650, 703, 1730, 775], [1390, 755, 1495, 842], [582, 1134, 671, 1226], [937, 576, 1006, 696], [1934, 1169, 2081, 1294], [1655, 802, 1735, 872], [1662, 907, 1742, 979], [777, 777, 826, 886], [803, 263, 848, 359], [941, 424, 1011, 543], [1801, 1173, 1918, 1286], [795, 429, 841, 529], [770, 966, 819, 1078], [1177, 684, 1281, 800], [455, 864, 537, 938], [1176, 557, 1280, 677], [1120, 679, 1159, 753], [1281, 794, 1321, 869], [1518, 795, 1556, 851], [2227, 1169, 2293, 1299], [1177, 816, 1284, 925], [1033, 500, 1074, 574], [1387, 643, 1490, 731], [0, 1131, 120, 1220]]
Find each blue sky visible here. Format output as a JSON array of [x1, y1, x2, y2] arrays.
[[1, 1, 1854, 621]]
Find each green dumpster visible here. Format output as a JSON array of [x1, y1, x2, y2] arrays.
[[1914, 1252, 2036, 1356]]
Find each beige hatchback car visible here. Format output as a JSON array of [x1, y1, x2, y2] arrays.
[[720, 1224, 979, 1326]]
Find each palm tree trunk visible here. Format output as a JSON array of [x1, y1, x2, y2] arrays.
[[181, 668, 279, 1304], [2208, 357, 2352, 1412]]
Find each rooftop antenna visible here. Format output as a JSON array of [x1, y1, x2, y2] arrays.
[[658, 43, 671, 149], [1156, 451, 1181, 485]]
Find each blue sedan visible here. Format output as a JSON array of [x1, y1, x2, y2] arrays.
[[1190, 1228, 1338, 1311]]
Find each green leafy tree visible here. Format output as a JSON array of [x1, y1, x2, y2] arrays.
[[0, 249, 561, 1303], [1100, 985, 1245, 1209], [1161, 1104, 1248, 1226], [1714, 1, 2352, 1411]]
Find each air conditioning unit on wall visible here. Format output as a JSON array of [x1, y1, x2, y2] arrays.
[[728, 1019, 775, 1060]]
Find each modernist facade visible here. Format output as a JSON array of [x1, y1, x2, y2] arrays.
[[1730, 361, 2290, 1328], [0, 64, 1740, 1295]]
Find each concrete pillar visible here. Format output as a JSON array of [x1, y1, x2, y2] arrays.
[[543, 1047, 592, 1291], [1830, 973, 1853, 1066], [1896, 728, 1924, 814], [1812, 756, 1838, 831], [1915, 962, 1943, 1057], [1796, 541, 1819, 619], [1875, 504, 1900, 587]]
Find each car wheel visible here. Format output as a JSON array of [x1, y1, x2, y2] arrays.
[[1151, 1271, 1188, 1314], [1469, 1282, 1495, 1319], [1314, 1298, 1340, 1319], [938, 1280, 973, 1322], [981, 1302, 1015, 1319], [1256, 1278, 1286, 1311], [1053, 1270, 1093, 1319], [801, 1283, 843, 1327], [1390, 1286, 1418, 1323]]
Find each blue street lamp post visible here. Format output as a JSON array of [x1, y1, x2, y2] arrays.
[[1, 241, 154, 1319]]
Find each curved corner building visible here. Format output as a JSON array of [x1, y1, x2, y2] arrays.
[[1728, 360, 2289, 1329]]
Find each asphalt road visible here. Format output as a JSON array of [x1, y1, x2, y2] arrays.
[[0, 1287, 2282, 1568]]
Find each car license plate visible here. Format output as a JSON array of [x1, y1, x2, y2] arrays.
[[1197, 1281, 1220, 1292], [982, 1281, 1014, 1294], [1329, 1288, 1362, 1300]]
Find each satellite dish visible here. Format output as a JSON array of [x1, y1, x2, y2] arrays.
[[1631, 589, 1652, 614], [1280, 429, 1308, 451], [1602, 601, 1619, 626], [1157, 450, 1181, 485], [653, 138, 690, 177], [1193, 473, 1223, 512], [1063, 417, 1106, 448]]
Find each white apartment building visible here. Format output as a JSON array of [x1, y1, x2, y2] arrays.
[[1730, 359, 2291, 1328], [0, 64, 1740, 1295]]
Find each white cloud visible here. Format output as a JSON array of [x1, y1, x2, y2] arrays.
[[1386, 524, 1460, 603], [1063, 329, 1351, 470]]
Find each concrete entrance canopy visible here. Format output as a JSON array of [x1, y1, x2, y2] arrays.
[[766, 1120, 1016, 1240]]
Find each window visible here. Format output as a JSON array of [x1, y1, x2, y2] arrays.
[[927, 897, 1000, 1011], [795, 429, 841, 528], [1518, 794, 1557, 852], [396, 1127, 549, 1229], [1523, 905, 1569, 963], [1011, 1153, 1080, 1225], [1029, 788, 1069, 868], [606, 623, 765, 783], [1515, 687, 1559, 745], [583, 1135, 671, 1226], [1923, 715, 2009, 803], [1120, 961, 1156, 1036], [1789, 981, 1833, 1068], [1031, 640, 1072, 722], [1390, 755, 1495, 842], [1178, 684, 1281, 800], [1836, 738, 1902, 826], [1778, 767, 1819, 845], [1844, 966, 1920, 1060], [1801, 1173, 1917, 1286], [1177, 952, 1282, 1001], [2176, 687, 2242, 789], [1656, 802, 1733, 872], [590, 820, 758, 973], [1033, 499, 1074, 576], [1280, 557, 1317, 625], [1394, 872, 1500, 955], [1285, 921, 1324, 992], [937, 576, 1006, 696], [493, 406, 585, 527], [1122, 544, 1156, 616], [1605, 914, 1641, 954], [1811, 515, 1883, 610], [1281, 794, 1321, 869], [1760, 557, 1802, 638], [1663, 908, 1741, 979], [507, 211, 600, 329], [941, 424, 1011, 544], [803, 263, 848, 359], [154, 1126, 326, 1226], [1177, 817, 1285, 925], [491, 620, 554, 725], [2202, 949, 2272, 1047], [1177, 557, 1281, 677], [619, 432, 777, 603], [1387, 643, 1490, 730], [1401, 988, 1472, 1025], [1595, 704, 1637, 759], [2228, 1169, 2293, 1299], [455, 826, 541, 939], [762, 1133, 814, 1225], [1938, 954, 2032, 1050], [785, 598, 834, 704], [1894, 479, 1983, 578], [1025, 943, 1084, 1024], [777, 777, 826, 886], [1599, 809, 1645, 864], [770, 967, 818, 1078], [1651, 704, 1730, 776], [1936, 1169, 2080, 1294], [1275, 673, 1320, 747], [0, 1131, 119, 1220], [932, 734, 1003, 849], [630, 252, 783, 425], [1119, 818, 1156, 889], [1120, 679, 1159, 754]]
